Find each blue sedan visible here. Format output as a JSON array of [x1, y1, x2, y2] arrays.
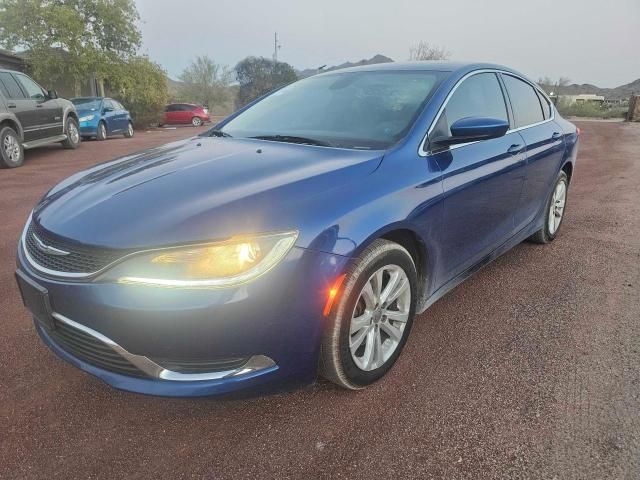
[[72, 97, 134, 140], [16, 62, 578, 397]]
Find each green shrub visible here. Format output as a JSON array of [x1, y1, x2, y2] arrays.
[[557, 101, 628, 119]]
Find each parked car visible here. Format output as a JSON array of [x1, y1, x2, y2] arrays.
[[15, 62, 578, 397], [72, 97, 134, 140], [0, 69, 80, 168], [162, 103, 210, 126]]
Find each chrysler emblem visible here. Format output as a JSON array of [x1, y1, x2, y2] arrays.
[[32, 234, 70, 256]]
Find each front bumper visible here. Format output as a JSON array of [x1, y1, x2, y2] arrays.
[[17, 243, 348, 397], [79, 121, 98, 136]]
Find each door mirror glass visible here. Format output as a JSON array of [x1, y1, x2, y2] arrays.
[[103, 106, 114, 113], [47, 89, 58, 99], [432, 117, 509, 146]]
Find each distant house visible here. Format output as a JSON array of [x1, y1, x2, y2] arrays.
[[560, 94, 605, 105], [0, 49, 25, 71]]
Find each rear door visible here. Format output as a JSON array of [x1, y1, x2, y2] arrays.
[[109, 99, 128, 132], [102, 99, 120, 134], [14, 73, 63, 139], [500, 74, 566, 228], [427, 72, 527, 280], [0, 71, 41, 142]]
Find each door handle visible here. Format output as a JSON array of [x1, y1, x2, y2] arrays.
[[507, 144, 525, 155], [551, 131, 562, 140], [36, 104, 43, 108], [7, 102, 16, 108]]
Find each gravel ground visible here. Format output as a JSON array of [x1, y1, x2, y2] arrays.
[[1, 122, 639, 479]]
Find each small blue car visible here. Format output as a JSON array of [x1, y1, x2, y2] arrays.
[[72, 97, 134, 140], [17, 62, 578, 397]]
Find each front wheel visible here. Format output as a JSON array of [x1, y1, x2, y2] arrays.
[[124, 121, 134, 138], [191, 116, 203, 127], [529, 171, 569, 244], [96, 121, 107, 141], [61, 117, 81, 149], [320, 239, 417, 390]]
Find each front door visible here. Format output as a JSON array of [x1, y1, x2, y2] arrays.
[[14, 73, 63, 139], [427, 72, 527, 281]]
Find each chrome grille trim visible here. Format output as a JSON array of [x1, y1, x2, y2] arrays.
[[50, 312, 277, 381]]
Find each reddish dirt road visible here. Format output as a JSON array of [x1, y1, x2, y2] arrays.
[[1, 122, 639, 479]]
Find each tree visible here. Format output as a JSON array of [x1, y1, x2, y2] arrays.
[[408, 41, 450, 61], [537, 76, 571, 95], [235, 56, 297, 107], [178, 55, 233, 109], [106, 56, 168, 127], [0, 0, 141, 93]]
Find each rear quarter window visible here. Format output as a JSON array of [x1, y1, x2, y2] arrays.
[[502, 74, 545, 128], [0, 72, 26, 99]]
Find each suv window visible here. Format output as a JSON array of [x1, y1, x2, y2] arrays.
[[0, 72, 26, 99], [15, 74, 46, 100], [502, 75, 545, 128], [431, 72, 508, 140]]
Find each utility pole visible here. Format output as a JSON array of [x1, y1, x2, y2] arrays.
[[273, 32, 281, 63]]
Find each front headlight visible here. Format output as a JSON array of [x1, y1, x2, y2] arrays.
[[79, 114, 95, 122], [110, 231, 298, 288]]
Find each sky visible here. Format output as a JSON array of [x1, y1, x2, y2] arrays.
[[135, 0, 639, 88]]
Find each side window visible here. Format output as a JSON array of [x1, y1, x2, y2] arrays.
[[502, 75, 545, 128], [15, 74, 46, 100], [0, 72, 27, 99], [113, 101, 124, 110], [536, 90, 552, 120], [432, 73, 508, 140], [104, 99, 115, 110]]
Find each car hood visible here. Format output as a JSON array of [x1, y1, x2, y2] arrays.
[[75, 107, 100, 117], [34, 137, 384, 249]]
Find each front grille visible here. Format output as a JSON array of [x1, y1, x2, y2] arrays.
[[24, 220, 127, 275], [46, 319, 148, 378]]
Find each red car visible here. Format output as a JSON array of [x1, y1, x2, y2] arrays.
[[162, 103, 210, 126]]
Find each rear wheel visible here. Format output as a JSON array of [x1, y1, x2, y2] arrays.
[[0, 126, 23, 168], [96, 121, 107, 141], [191, 116, 203, 127], [529, 171, 569, 244], [320, 239, 417, 389], [124, 121, 134, 138], [61, 117, 81, 149]]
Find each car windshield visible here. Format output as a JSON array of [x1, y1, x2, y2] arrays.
[[72, 98, 101, 111], [221, 70, 446, 150]]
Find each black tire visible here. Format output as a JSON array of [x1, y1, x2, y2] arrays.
[[0, 126, 24, 168], [191, 116, 203, 127], [96, 121, 107, 141], [528, 171, 569, 244], [320, 239, 418, 389], [61, 117, 81, 149], [124, 121, 134, 138]]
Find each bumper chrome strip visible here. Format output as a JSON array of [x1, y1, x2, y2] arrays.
[[50, 312, 277, 381]]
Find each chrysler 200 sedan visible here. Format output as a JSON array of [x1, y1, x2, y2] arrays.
[[15, 62, 578, 397]]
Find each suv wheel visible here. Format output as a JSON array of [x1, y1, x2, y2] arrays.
[[61, 117, 81, 149], [0, 126, 24, 168], [96, 121, 107, 141], [191, 116, 203, 127], [320, 239, 417, 389]]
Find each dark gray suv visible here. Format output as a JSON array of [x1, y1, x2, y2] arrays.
[[0, 69, 80, 168]]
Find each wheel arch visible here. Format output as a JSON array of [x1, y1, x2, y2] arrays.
[[561, 160, 574, 184], [0, 114, 24, 141]]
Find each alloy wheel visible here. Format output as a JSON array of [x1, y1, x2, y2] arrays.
[[192, 117, 202, 126], [68, 121, 79, 144], [3, 133, 21, 163], [349, 264, 411, 371], [548, 180, 567, 235]]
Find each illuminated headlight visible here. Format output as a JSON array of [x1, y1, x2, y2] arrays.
[[107, 231, 298, 288], [79, 115, 95, 122]]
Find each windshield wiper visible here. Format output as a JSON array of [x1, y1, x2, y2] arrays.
[[206, 129, 232, 138], [250, 135, 332, 147]]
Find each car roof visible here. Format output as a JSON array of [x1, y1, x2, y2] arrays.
[[315, 61, 525, 79]]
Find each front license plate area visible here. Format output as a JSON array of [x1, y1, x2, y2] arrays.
[[15, 270, 54, 330]]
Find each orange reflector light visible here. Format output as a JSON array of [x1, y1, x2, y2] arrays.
[[323, 274, 346, 316], [576, 127, 581, 136]]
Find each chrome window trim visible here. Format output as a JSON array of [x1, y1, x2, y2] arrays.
[[49, 312, 277, 381], [419, 69, 555, 157]]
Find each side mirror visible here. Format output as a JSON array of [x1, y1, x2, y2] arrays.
[[47, 90, 58, 99], [431, 117, 510, 146], [103, 107, 114, 113]]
